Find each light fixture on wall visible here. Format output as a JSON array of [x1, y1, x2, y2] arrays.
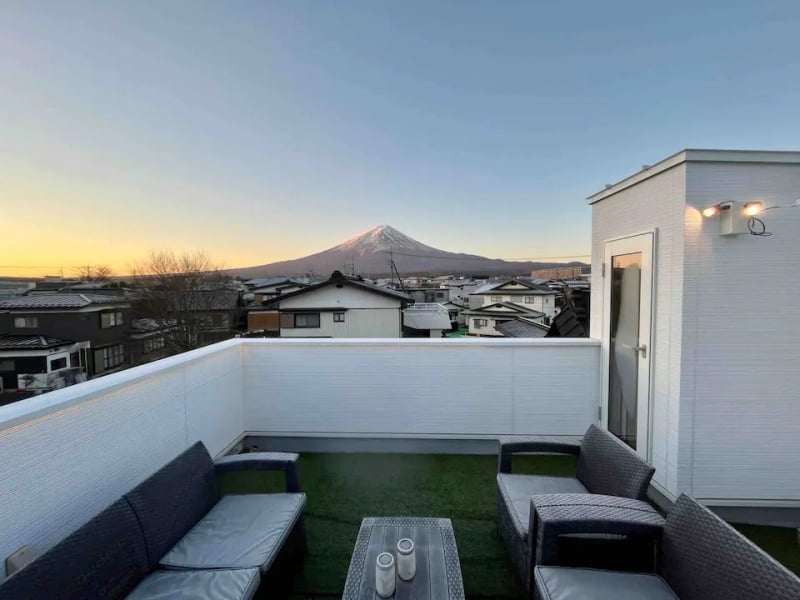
[[743, 202, 763, 217], [701, 201, 770, 236]]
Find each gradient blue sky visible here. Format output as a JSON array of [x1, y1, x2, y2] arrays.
[[2, 1, 799, 274]]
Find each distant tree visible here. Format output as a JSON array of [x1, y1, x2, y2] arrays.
[[130, 250, 237, 353], [73, 264, 114, 281]]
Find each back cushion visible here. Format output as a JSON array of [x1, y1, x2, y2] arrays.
[[662, 494, 800, 600], [124, 441, 220, 568], [575, 424, 654, 499], [0, 498, 148, 600]]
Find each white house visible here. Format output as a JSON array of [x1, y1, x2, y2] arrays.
[[588, 149, 800, 512], [263, 271, 411, 338], [469, 279, 557, 319], [463, 302, 547, 337]]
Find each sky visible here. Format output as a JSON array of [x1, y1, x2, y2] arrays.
[[1, 1, 799, 276]]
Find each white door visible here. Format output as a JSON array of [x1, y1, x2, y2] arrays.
[[601, 232, 654, 458]]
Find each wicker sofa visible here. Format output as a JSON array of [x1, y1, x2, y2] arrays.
[[0, 442, 306, 599], [534, 494, 800, 600], [496, 424, 655, 595]]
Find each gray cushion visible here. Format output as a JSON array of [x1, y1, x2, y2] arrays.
[[497, 473, 588, 538], [159, 493, 306, 574], [534, 566, 678, 600], [127, 568, 260, 600]]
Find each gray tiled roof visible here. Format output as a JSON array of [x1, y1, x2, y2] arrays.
[[0, 335, 75, 350], [0, 294, 129, 309], [495, 319, 550, 338]]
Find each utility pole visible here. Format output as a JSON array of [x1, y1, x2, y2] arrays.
[[389, 247, 394, 288]]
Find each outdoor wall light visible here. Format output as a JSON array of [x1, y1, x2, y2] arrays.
[[743, 201, 764, 216], [701, 205, 720, 217]]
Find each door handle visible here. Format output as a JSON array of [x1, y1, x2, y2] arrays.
[[632, 344, 647, 358]]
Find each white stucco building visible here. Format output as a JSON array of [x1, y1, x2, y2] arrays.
[[264, 271, 410, 338], [589, 149, 800, 510]]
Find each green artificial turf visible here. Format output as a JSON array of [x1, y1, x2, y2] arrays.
[[219, 453, 800, 599]]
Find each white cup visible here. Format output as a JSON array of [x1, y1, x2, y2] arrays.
[[376, 552, 396, 597], [397, 538, 416, 581]]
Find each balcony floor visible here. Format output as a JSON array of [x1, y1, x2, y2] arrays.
[[219, 453, 800, 599]]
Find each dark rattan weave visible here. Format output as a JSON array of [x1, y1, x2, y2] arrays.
[[0, 498, 148, 600], [124, 441, 221, 568], [533, 494, 800, 600], [661, 494, 800, 600], [496, 425, 656, 596], [529, 494, 664, 568]]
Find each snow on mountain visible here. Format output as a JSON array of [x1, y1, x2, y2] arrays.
[[229, 225, 586, 278]]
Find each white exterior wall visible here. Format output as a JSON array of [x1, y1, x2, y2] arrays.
[[241, 338, 599, 439], [278, 285, 403, 338], [591, 154, 800, 506], [467, 315, 504, 336], [682, 162, 800, 504], [590, 164, 688, 499], [0, 340, 244, 572]]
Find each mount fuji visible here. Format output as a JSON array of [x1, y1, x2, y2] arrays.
[[230, 225, 586, 278]]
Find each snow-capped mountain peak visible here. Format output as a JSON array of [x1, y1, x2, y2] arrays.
[[332, 225, 435, 256]]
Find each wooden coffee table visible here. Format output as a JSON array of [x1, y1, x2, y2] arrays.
[[342, 517, 465, 599]]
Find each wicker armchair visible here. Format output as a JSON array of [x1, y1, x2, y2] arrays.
[[496, 424, 655, 595], [534, 494, 800, 599]]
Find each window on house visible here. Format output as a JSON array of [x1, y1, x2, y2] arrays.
[[435, 292, 445, 299], [13, 317, 38, 328], [333, 312, 345, 323], [524, 296, 534, 304], [490, 296, 502, 303], [50, 357, 67, 371], [294, 313, 320, 328], [100, 311, 124, 328], [99, 345, 125, 370], [144, 337, 166, 353], [545, 297, 549, 304], [0, 359, 14, 371], [474, 318, 487, 328]]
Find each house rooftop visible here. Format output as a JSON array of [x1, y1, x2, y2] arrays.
[[0, 335, 76, 350], [264, 271, 411, 306], [587, 148, 800, 204], [471, 279, 555, 295], [462, 302, 546, 317], [0, 294, 129, 310], [495, 319, 550, 338]]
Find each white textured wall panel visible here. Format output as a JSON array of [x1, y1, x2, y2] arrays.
[[242, 339, 599, 438], [282, 309, 401, 338], [683, 162, 800, 502], [590, 164, 687, 497], [0, 341, 244, 569]]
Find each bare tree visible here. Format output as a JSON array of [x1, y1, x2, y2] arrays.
[[130, 250, 238, 353], [73, 264, 114, 281]]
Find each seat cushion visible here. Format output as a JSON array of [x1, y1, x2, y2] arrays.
[[159, 493, 306, 574], [497, 473, 588, 538], [127, 568, 260, 600], [534, 566, 678, 600]]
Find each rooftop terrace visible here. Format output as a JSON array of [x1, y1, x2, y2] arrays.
[[221, 452, 800, 598], [0, 336, 798, 596]]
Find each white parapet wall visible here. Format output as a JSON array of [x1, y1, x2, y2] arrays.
[[241, 338, 600, 439], [0, 337, 600, 572], [0, 339, 244, 574]]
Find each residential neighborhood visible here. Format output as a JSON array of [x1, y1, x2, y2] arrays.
[[0, 265, 591, 399]]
